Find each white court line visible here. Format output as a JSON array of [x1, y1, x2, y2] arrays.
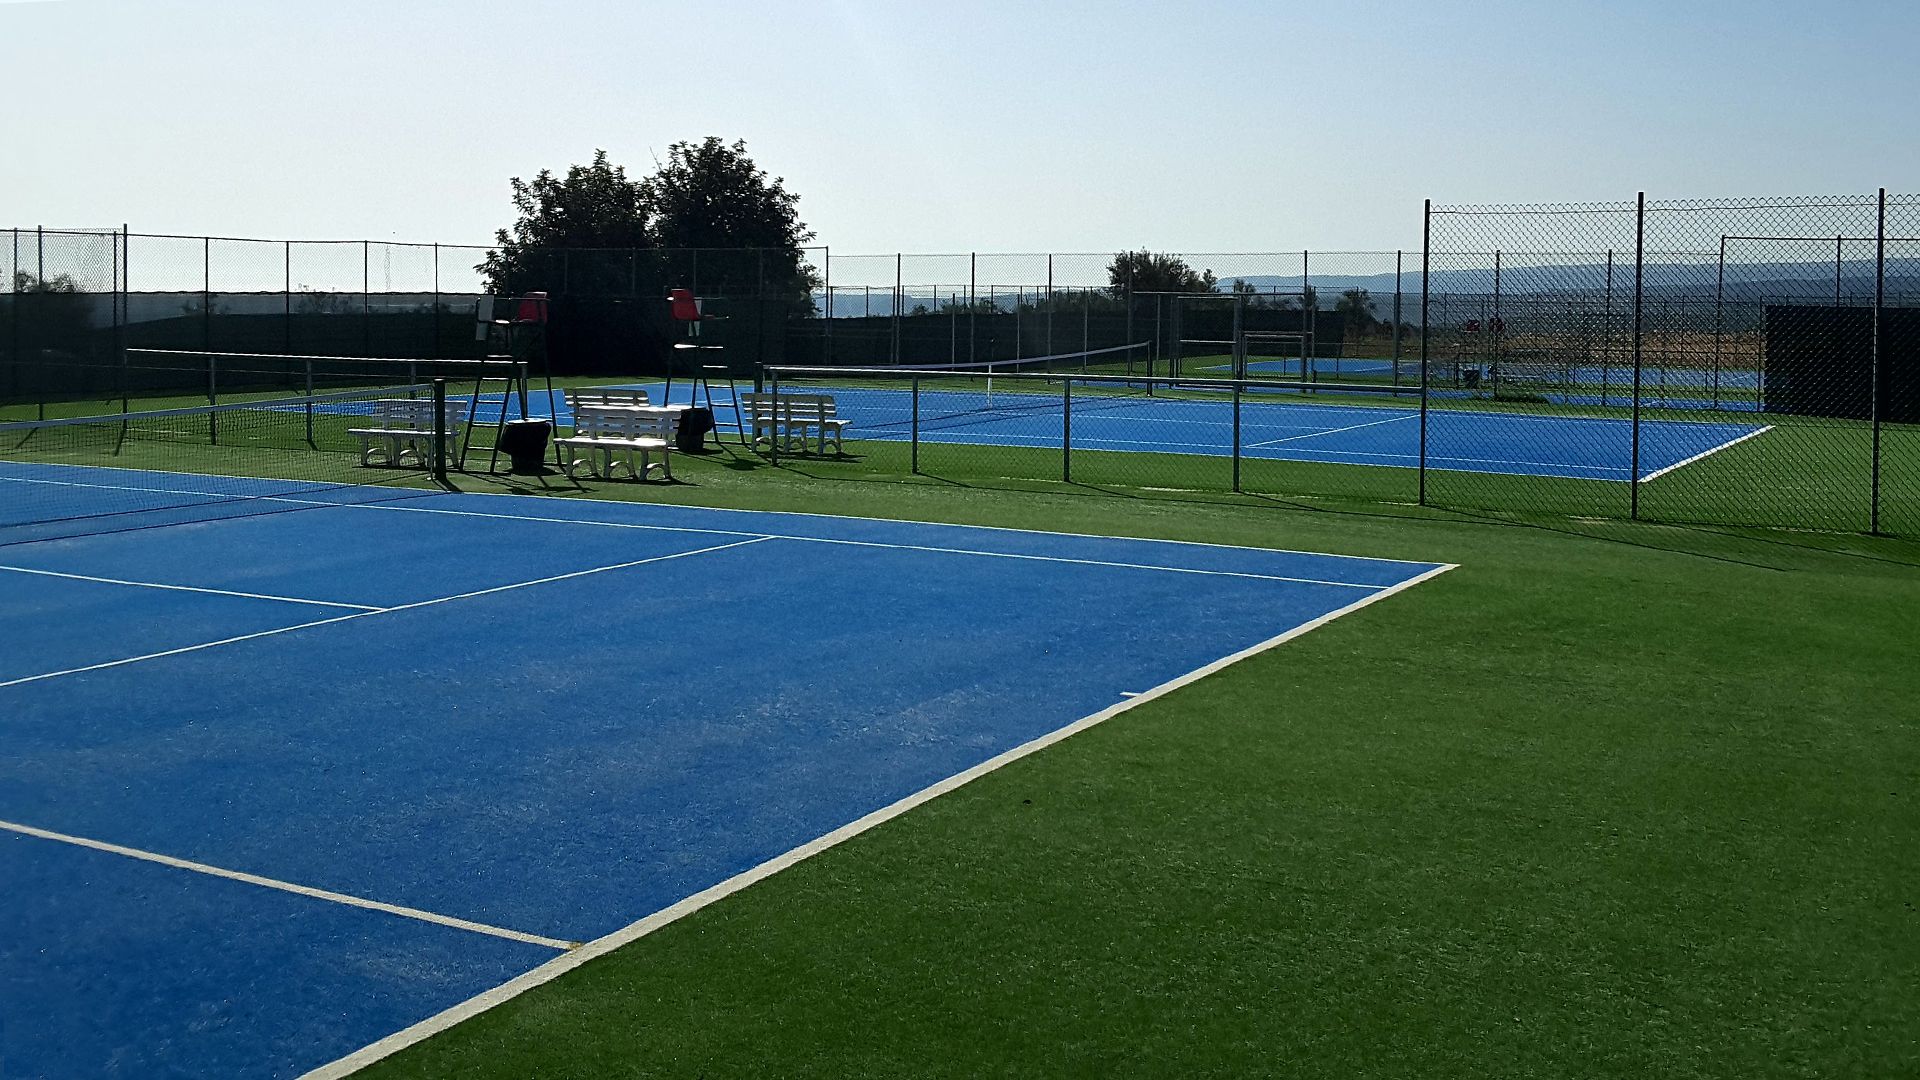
[[1246, 411, 1419, 449], [0, 537, 771, 690], [301, 560, 1458, 1080], [793, 535, 1383, 589], [242, 500, 1397, 590], [0, 459, 1440, 566], [0, 818, 573, 951], [1638, 425, 1775, 483], [0, 564, 380, 611]]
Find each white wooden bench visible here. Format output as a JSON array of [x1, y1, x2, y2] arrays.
[[556, 406, 674, 480], [347, 398, 458, 468], [742, 392, 853, 454], [564, 388, 685, 439]]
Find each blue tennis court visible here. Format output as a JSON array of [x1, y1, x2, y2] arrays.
[[745, 383, 1771, 483], [0, 461, 1450, 1078], [447, 380, 1768, 484]]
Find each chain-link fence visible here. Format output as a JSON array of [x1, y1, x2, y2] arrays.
[[1424, 192, 1915, 535], [5, 207, 1909, 535]]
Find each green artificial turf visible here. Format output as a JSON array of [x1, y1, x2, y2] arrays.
[[334, 455, 1916, 1079]]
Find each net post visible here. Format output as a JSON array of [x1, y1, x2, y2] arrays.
[[1631, 192, 1646, 519], [910, 373, 920, 474], [1872, 187, 1885, 534], [432, 377, 450, 485], [1419, 200, 1431, 506], [304, 357, 315, 444], [769, 369, 780, 465], [1061, 373, 1072, 483]]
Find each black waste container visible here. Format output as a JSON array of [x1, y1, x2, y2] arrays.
[[499, 419, 552, 474], [676, 407, 714, 452]]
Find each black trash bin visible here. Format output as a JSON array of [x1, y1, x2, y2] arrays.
[[676, 407, 714, 452], [498, 419, 553, 475]]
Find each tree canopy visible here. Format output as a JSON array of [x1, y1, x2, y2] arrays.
[[1106, 251, 1217, 295], [481, 141, 819, 311]]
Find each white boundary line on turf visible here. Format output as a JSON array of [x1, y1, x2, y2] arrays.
[[0, 818, 574, 951], [0, 564, 380, 611], [300, 559, 1459, 1080], [0, 537, 771, 690], [1637, 424, 1775, 483]]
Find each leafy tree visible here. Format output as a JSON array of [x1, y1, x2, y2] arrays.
[[1106, 251, 1217, 296], [13, 271, 96, 355], [479, 141, 820, 313], [1335, 287, 1377, 334], [481, 150, 649, 296], [645, 138, 820, 312]]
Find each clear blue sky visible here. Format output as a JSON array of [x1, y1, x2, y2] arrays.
[[2, 0, 1914, 254]]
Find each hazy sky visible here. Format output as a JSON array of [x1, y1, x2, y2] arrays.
[[3, 0, 1915, 254]]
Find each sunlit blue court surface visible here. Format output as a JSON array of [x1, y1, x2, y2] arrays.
[[0, 461, 1449, 1078], [588, 380, 1769, 482]]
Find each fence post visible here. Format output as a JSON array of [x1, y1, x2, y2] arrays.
[[892, 253, 902, 364], [432, 241, 442, 358], [362, 240, 372, 357], [112, 227, 125, 413], [36, 226, 44, 420], [1062, 373, 1072, 483], [1491, 250, 1502, 398], [431, 377, 449, 484], [968, 253, 977, 365], [1392, 250, 1403, 386], [1302, 249, 1312, 368], [769, 369, 780, 465], [1419, 201, 1431, 505], [9, 229, 19, 415], [821, 245, 831, 363], [911, 373, 920, 474], [202, 235, 212, 355], [1046, 254, 1055, 357], [1872, 188, 1886, 534], [1602, 250, 1614, 407], [1631, 192, 1646, 520], [1232, 379, 1242, 493], [1713, 236, 1726, 409]]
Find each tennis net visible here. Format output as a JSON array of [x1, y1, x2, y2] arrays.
[[0, 383, 442, 545], [774, 342, 1156, 429]]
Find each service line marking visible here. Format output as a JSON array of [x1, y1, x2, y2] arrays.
[[0, 818, 573, 951], [0, 537, 771, 689], [0, 564, 379, 611]]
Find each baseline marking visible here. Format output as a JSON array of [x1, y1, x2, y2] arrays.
[[255, 501, 1394, 589], [0, 818, 573, 951], [0, 537, 771, 689], [1638, 424, 1775, 483], [301, 560, 1458, 1080], [0, 564, 380, 611], [0, 459, 1445, 564]]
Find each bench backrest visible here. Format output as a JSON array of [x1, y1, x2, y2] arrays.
[[566, 388, 650, 411], [368, 397, 457, 430], [571, 407, 672, 441], [741, 393, 838, 421]]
